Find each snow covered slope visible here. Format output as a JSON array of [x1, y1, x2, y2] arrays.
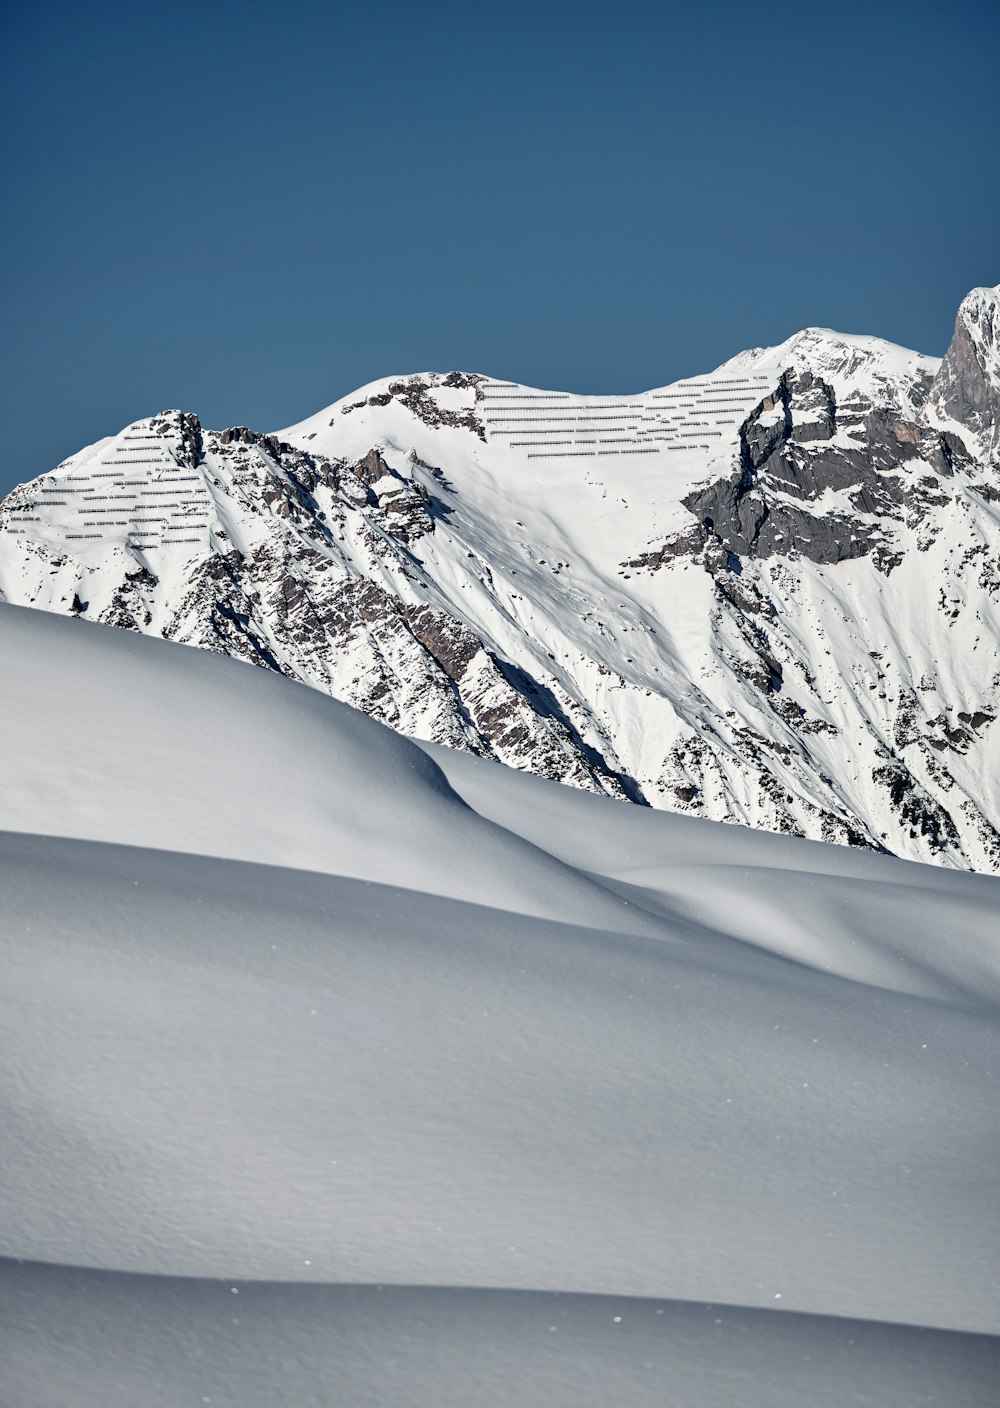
[[2, 287, 1000, 869], [5, 1269, 998, 1408], [1, 602, 998, 1405]]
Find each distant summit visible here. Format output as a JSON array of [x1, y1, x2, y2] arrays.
[[2, 285, 1000, 870]]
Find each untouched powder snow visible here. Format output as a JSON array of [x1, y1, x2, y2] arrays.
[[0, 602, 650, 932], [4, 1269, 998, 1408], [0, 603, 998, 1405]]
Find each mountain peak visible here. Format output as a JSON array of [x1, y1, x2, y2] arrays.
[[929, 284, 1000, 459], [716, 325, 939, 423], [957, 283, 1000, 322], [3, 286, 1000, 872]]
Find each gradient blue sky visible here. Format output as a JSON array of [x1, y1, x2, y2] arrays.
[[2, 0, 998, 493]]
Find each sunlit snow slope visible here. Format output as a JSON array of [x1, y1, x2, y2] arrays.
[[2, 287, 1000, 874], [1, 603, 999, 1406]]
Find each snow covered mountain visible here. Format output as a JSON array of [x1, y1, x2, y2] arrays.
[[2, 602, 999, 1405], [2, 285, 1000, 869]]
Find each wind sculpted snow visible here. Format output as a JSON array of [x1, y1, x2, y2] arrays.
[[1, 603, 999, 1404]]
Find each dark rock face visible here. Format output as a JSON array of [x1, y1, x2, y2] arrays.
[[348, 450, 434, 539], [871, 759, 961, 852], [692, 375, 931, 565], [103, 565, 159, 632], [930, 289, 1000, 460], [179, 413, 204, 469], [629, 369, 970, 575], [353, 448, 393, 487], [147, 411, 204, 469], [401, 603, 482, 683]]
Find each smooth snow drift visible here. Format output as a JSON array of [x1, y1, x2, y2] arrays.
[[1, 604, 998, 1404], [5, 1267, 998, 1408]]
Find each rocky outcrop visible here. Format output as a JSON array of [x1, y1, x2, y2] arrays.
[[629, 368, 971, 574], [340, 372, 487, 440]]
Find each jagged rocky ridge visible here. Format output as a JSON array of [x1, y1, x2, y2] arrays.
[[2, 287, 1000, 869]]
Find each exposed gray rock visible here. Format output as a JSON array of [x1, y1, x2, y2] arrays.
[[340, 373, 487, 441], [630, 370, 974, 574]]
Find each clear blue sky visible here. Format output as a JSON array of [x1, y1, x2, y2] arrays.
[[2, 0, 998, 493]]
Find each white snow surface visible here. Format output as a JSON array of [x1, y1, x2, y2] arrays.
[[1, 603, 999, 1405]]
